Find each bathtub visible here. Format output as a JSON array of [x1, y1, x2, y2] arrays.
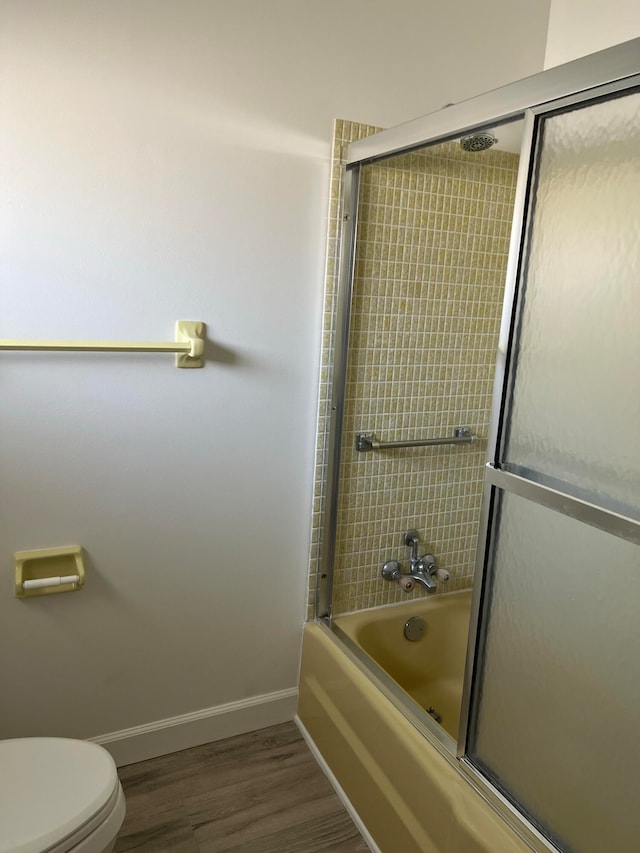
[[296, 590, 532, 853], [334, 589, 472, 742]]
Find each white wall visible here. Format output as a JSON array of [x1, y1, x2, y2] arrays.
[[545, 0, 640, 67], [0, 0, 550, 749]]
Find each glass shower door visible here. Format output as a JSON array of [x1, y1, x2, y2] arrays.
[[465, 87, 640, 852]]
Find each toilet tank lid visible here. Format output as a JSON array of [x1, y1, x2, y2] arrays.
[[0, 738, 119, 853]]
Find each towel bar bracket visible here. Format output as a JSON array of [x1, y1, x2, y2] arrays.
[[175, 321, 205, 368]]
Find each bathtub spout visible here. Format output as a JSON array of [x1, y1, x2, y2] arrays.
[[409, 566, 438, 591]]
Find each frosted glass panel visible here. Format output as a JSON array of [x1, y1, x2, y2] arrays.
[[469, 491, 640, 853], [505, 91, 640, 515]]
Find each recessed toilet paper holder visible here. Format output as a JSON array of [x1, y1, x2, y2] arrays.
[[15, 546, 86, 598]]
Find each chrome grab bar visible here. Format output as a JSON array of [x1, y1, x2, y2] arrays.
[[356, 426, 478, 452]]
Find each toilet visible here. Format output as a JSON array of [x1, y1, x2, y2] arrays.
[[0, 738, 125, 853]]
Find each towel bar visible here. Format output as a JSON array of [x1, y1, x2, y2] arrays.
[[0, 321, 206, 368]]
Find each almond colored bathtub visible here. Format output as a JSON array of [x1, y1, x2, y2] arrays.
[[334, 589, 472, 740], [297, 590, 532, 853]]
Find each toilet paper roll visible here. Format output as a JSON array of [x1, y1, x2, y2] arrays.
[[23, 574, 80, 591]]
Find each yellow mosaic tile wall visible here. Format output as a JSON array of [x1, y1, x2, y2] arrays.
[[307, 119, 380, 619], [308, 120, 519, 617]]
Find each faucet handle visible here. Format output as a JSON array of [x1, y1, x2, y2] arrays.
[[381, 560, 415, 592], [381, 560, 402, 581], [419, 553, 437, 573]]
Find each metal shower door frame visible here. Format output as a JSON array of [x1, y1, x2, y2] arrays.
[[317, 37, 640, 622], [456, 74, 640, 851], [316, 37, 640, 852]]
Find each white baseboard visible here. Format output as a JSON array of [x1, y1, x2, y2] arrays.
[[91, 688, 298, 767], [294, 714, 382, 853]]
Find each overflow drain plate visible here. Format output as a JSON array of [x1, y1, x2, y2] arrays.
[[403, 616, 426, 642]]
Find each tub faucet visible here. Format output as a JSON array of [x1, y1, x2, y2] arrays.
[[381, 531, 448, 592], [404, 529, 438, 591]]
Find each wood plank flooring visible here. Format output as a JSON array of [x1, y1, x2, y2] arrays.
[[114, 721, 370, 852]]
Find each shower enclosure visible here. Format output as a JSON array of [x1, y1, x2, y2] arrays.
[[313, 39, 640, 853], [325, 129, 522, 616]]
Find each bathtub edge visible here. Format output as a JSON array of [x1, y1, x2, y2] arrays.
[[294, 713, 383, 853], [298, 620, 534, 853]]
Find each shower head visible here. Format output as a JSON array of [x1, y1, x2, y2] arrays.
[[460, 130, 498, 152]]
